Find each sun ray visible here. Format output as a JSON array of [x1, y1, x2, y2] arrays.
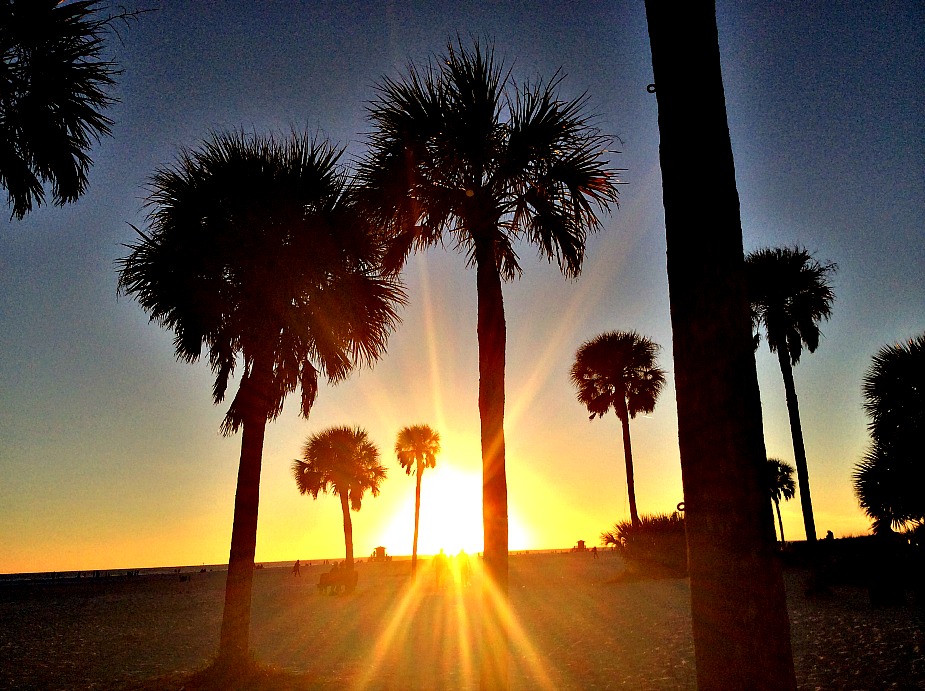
[[415, 253, 451, 434]]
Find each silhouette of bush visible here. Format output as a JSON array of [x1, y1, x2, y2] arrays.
[[602, 512, 687, 577]]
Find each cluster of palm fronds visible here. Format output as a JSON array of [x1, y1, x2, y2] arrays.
[[601, 511, 687, 576], [853, 333, 925, 535]]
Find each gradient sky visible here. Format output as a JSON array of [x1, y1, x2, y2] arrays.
[[1, 1, 922, 574]]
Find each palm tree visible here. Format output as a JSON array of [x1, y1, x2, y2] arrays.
[[644, 2, 797, 687], [293, 425, 388, 572], [117, 131, 404, 669], [0, 0, 119, 218], [854, 333, 925, 533], [746, 245, 837, 543], [765, 457, 796, 542], [570, 331, 666, 527], [355, 38, 619, 688], [395, 424, 441, 578]]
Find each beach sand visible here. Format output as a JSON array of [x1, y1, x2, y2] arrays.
[[1, 552, 922, 690]]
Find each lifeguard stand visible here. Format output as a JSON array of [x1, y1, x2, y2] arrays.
[[573, 540, 587, 552], [370, 546, 391, 562]]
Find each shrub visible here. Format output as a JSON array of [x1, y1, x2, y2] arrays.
[[601, 512, 688, 577]]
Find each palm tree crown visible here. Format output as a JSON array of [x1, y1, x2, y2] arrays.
[[356, 37, 620, 277], [746, 246, 836, 365], [765, 457, 796, 542], [570, 331, 666, 422], [293, 425, 388, 512], [118, 131, 405, 434], [765, 457, 796, 505], [570, 330, 666, 527], [395, 424, 441, 476], [0, 0, 119, 218], [862, 333, 925, 447]]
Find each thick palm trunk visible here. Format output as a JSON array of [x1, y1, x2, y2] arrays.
[[474, 237, 509, 691], [217, 362, 271, 668], [776, 348, 817, 542], [340, 490, 355, 569], [412, 466, 423, 578], [644, 2, 796, 689], [618, 409, 640, 527]]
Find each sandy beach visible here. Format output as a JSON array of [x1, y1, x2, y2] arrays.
[[1, 552, 922, 690]]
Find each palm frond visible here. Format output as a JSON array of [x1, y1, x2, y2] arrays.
[[118, 130, 406, 437], [355, 36, 619, 283], [395, 424, 441, 475], [745, 246, 837, 365], [570, 330, 665, 421], [0, 0, 119, 218], [295, 425, 387, 511]]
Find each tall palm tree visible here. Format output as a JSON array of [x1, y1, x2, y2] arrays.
[[854, 333, 925, 533], [293, 425, 388, 571], [765, 457, 796, 542], [395, 424, 441, 578], [117, 131, 404, 669], [356, 38, 619, 689], [746, 245, 837, 543], [0, 0, 118, 218], [570, 331, 666, 527], [644, 2, 797, 687]]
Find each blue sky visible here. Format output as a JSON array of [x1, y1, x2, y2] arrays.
[[0, 1, 922, 572]]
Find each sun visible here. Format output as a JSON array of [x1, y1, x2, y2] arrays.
[[376, 465, 530, 557]]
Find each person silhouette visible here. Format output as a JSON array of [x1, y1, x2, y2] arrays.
[[434, 549, 449, 588], [457, 549, 471, 586], [292, 559, 301, 576]]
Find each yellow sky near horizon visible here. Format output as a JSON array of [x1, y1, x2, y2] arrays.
[[1, 241, 873, 576]]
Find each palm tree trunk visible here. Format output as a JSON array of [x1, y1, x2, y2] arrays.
[[644, 2, 796, 689], [618, 408, 640, 527], [340, 490, 355, 569], [776, 348, 817, 542], [474, 235, 509, 691], [774, 497, 786, 543], [412, 465, 423, 578], [217, 360, 271, 668]]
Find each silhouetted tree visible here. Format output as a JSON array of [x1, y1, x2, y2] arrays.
[[601, 511, 687, 577], [570, 331, 665, 527], [293, 425, 387, 571], [765, 457, 796, 542], [643, 2, 797, 688], [0, 0, 121, 218], [356, 37, 619, 688], [395, 424, 441, 578], [117, 131, 404, 669], [854, 333, 925, 533], [746, 245, 837, 543]]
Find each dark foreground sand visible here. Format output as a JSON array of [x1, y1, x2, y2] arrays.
[[1, 552, 922, 690]]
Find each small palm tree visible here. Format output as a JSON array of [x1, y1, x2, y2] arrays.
[[117, 130, 404, 668], [765, 458, 796, 542], [293, 425, 388, 571], [746, 245, 837, 542], [0, 0, 119, 218], [395, 424, 441, 578], [570, 331, 666, 527]]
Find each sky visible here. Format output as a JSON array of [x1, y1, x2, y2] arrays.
[[0, 1, 922, 574]]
